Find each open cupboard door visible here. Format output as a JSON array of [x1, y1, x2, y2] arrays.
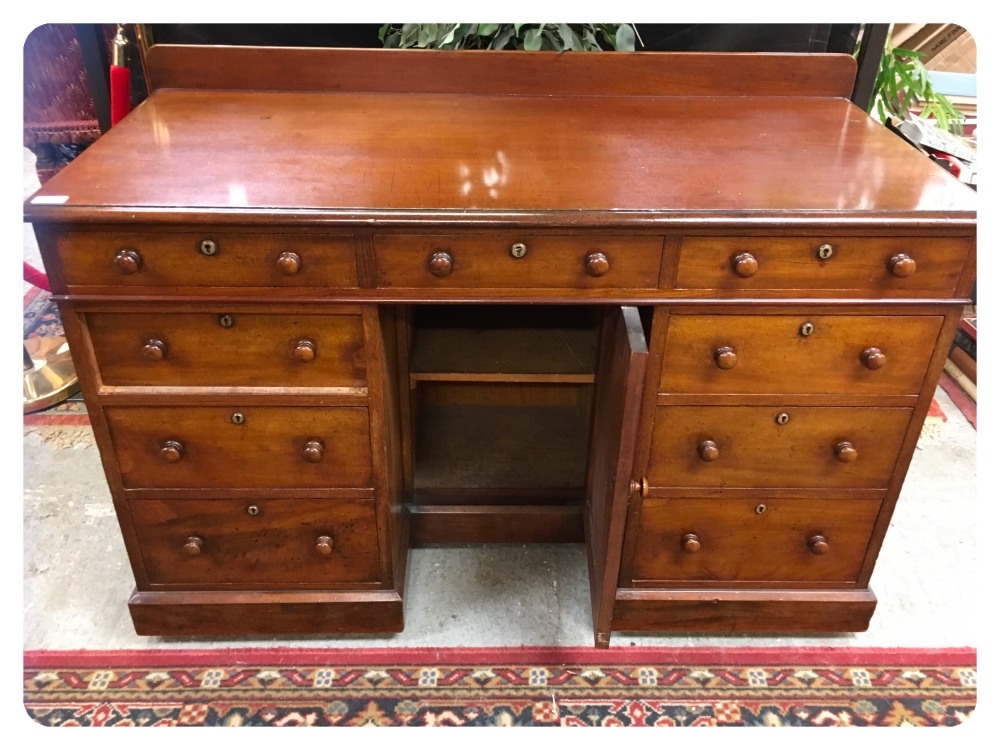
[[584, 306, 648, 648]]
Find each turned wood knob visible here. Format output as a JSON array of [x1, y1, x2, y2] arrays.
[[698, 440, 720, 462], [889, 253, 916, 278], [113, 249, 142, 274], [585, 252, 611, 277], [713, 346, 738, 370], [629, 477, 649, 497], [834, 441, 858, 463], [276, 251, 302, 275], [860, 347, 887, 370], [428, 251, 454, 277], [808, 534, 830, 555], [160, 440, 183, 463], [142, 339, 166, 361], [294, 340, 316, 363], [731, 252, 758, 278], [303, 439, 324, 463], [182, 536, 203, 556], [681, 533, 701, 554], [315, 535, 334, 556]]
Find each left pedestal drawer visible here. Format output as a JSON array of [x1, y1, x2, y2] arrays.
[[130, 498, 381, 588], [86, 310, 367, 388], [105, 406, 373, 490]]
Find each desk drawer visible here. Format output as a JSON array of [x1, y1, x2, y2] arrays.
[[54, 231, 358, 289], [659, 314, 942, 396], [105, 406, 373, 490], [631, 496, 881, 584], [374, 235, 663, 289], [131, 497, 380, 587], [87, 310, 367, 388], [675, 236, 970, 294], [646, 406, 911, 490]]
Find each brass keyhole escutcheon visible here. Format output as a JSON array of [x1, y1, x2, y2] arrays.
[[231, 412, 245, 425], [510, 242, 527, 259], [219, 314, 235, 328], [776, 412, 790, 425], [799, 322, 815, 337], [247, 504, 260, 516], [755, 504, 767, 514], [817, 243, 834, 260], [199, 239, 218, 256]]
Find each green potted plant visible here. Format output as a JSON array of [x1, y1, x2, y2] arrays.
[[378, 23, 640, 51]]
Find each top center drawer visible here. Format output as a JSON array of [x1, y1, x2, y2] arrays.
[[374, 235, 663, 289], [54, 231, 358, 289]]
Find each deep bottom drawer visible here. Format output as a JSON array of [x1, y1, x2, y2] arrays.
[[131, 498, 381, 587], [631, 496, 882, 584]]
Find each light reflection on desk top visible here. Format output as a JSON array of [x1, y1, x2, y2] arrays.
[[26, 89, 977, 221]]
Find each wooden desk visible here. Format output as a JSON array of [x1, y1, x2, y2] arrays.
[[25, 46, 976, 647]]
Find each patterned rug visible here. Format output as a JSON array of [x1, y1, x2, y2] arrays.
[[23, 647, 976, 727]]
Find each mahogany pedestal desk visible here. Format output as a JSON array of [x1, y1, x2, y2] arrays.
[[25, 46, 977, 647]]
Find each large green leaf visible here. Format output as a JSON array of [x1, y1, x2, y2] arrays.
[[615, 24, 635, 51], [417, 24, 438, 48], [491, 27, 515, 50], [478, 23, 499, 36], [557, 24, 583, 51], [523, 27, 543, 51], [399, 23, 420, 47]]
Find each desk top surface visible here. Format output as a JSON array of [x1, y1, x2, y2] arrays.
[[25, 50, 976, 227]]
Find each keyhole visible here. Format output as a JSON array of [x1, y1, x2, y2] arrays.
[[247, 505, 260, 516], [776, 412, 790, 425], [755, 504, 767, 514], [799, 322, 815, 337], [817, 243, 834, 260], [231, 412, 245, 425], [510, 242, 527, 259], [200, 239, 218, 256], [219, 314, 234, 328]]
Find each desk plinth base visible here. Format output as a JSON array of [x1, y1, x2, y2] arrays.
[[128, 589, 404, 636], [607, 587, 877, 645]]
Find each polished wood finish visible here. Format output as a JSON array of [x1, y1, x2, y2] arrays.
[[583, 306, 648, 647], [631, 497, 881, 584], [54, 231, 359, 289], [86, 310, 367, 388], [647, 406, 911, 490], [129, 589, 404, 635], [130, 497, 380, 587], [659, 314, 942, 396], [675, 236, 971, 296], [612, 588, 877, 633], [145, 46, 859, 98], [375, 235, 663, 290], [105, 406, 373, 489], [24, 46, 975, 643]]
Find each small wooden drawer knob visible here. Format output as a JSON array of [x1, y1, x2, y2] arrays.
[[315, 535, 334, 556], [681, 533, 701, 554], [713, 346, 738, 370], [428, 251, 454, 277], [142, 339, 166, 361], [860, 347, 887, 370], [808, 534, 830, 555], [113, 249, 142, 274], [161, 440, 184, 463], [698, 440, 720, 462], [303, 439, 324, 463], [889, 253, 916, 278], [276, 251, 302, 275], [585, 252, 611, 277], [294, 340, 316, 363], [834, 441, 858, 463], [182, 536, 203, 556], [731, 252, 758, 278]]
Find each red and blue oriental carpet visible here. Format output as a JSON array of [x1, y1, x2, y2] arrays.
[[23, 646, 976, 727]]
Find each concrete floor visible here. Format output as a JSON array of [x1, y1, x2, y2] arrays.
[[22, 147, 977, 650]]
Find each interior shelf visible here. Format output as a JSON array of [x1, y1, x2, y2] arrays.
[[413, 404, 588, 491], [409, 305, 598, 383]]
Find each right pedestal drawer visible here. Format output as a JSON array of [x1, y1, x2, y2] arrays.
[[646, 406, 911, 490], [630, 496, 882, 585], [659, 314, 943, 396]]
